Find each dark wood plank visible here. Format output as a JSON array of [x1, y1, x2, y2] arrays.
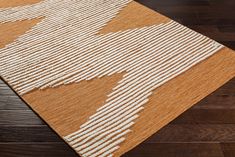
[[0, 96, 28, 110], [0, 143, 78, 157], [0, 126, 60, 142], [0, 110, 44, 125], [221, 143, 235, 157], [0, 80, 30, 110], [123, 143, 224, 157], [145, 124, 235, 143], [171, 109, 235, 124]]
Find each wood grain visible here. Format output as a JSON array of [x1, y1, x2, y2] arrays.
[[124, 143, 224, 157], [171, 109, 235, 124], [0, 110, 44, 125], [221, 143, 235, 157], [0, 126, 59, 142], [0, 143, 78, 157], [145, 124, 235, 142]]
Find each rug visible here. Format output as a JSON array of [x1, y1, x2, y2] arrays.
[[0, 0, 235, 157]]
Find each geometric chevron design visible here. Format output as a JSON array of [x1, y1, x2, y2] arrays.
[[0, 0, 235, 157]]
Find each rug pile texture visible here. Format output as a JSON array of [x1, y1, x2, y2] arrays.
[[0, 0, 235, 157]]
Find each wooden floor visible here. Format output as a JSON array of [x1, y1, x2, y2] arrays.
[[0, 0, 235, 156]]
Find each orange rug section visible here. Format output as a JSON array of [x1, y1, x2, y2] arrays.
[[99, 1, 170, 34], [0, 18, 42, 48], [114, 47, 235, 156], [0, 0, 41, 8], [23, 73, 125, 136], [1, 1, 235, 157]]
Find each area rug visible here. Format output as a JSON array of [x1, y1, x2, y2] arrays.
[[0, 0, 235, 157]]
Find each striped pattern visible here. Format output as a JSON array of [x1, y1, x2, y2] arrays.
[[63, 22, 223, 157], [0, 0, 224, 157], [0, 0, 131, 95]]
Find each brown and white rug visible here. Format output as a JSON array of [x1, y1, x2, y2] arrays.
[[1, 0, 235, 156]]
